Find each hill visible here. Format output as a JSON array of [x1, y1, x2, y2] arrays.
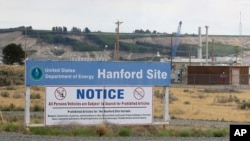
[[0, 30, 250, 61]]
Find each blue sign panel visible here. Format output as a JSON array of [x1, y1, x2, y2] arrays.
[[26, 60, 171, 86]]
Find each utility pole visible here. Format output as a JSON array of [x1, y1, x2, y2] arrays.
[[115, 20, 123, 61], [170, 34, 173, 69], [24, 27, 27, 59], [211, 39, 214, 66]]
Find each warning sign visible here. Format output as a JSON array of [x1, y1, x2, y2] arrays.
[[45, 86, 153, 125]]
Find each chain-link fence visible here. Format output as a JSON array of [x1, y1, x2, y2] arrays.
[[174, 74, 250, 89]]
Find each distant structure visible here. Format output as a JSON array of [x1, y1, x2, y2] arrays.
[[114, 20, 123, 61], [205, 26, 209, 64], [172, 21, 182, 59], [197, 27, 202, 59], [239, 11, 242, 35]]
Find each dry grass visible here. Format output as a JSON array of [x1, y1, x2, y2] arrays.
[[1, 85, 250, 122], [154, 87, 250, 122], [0, 85, 45, 109]]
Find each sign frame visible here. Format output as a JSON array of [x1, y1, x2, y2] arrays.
[[24, 60, 170, 127]]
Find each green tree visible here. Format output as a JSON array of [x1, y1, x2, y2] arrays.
[[84, 27, 91, 33], [2, 43, 25, 65]]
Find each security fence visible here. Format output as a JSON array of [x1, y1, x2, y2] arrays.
[[176, 74, 250, 88]]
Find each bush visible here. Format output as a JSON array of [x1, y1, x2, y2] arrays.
[[179, 129, 191, 137], [12, 93, 22, 99], [211, 128, 228, 137], [32, 105, 43, 112], [0, 78, 11, 86], [169, 93, 178, 103], [4, 123, 20, 132], [32, 86, 42, 91], [1, 103, 16, 111], [96, 124, 108, 136], [30, 93, 41, 99], [118, 127, 132, 137], [5, 86, 16, 90], [238, 101, 250, 110], [1, 91, 10, 97], [215, 95, 239, 103]]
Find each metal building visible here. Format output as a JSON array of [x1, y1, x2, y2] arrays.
[[187, 66, 249, 85]]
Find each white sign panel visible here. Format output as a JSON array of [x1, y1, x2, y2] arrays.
[[45, 86, 153, 125]]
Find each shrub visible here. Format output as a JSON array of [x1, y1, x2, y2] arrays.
[[32, 86, 42, 91], [0, 78, 11, 86], [12, 93, 22, 99], [30, 127, 61, 135], [1, 91, 10, 97], [238, 101, 250, 110], [4, 123, 20, 132], [215, 95, 239, 103], [154, 90, 161, 98], [96, 124, 108, 136], [118, 127, 132, 137], [32, 105, 43, 112], [211, 128, 228, 137], [204, 88, 220, 93], [5, 86, 16, 90], [169, 93, 178, 103], [30, 93, 41, 99], [9, 103, 16, 111], [183, 89, 193, 93], [179, 129, 191, 137]]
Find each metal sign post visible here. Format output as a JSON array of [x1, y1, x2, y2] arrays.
[[24, 86, 30, 127], [164, 87, 170, 121]]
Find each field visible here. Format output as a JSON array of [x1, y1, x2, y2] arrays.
[[154, 86, 250, 122]]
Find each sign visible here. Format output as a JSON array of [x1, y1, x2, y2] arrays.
[[26, 60, 171, 86], [45, 86, 153, 125], [230, 125, 250, 141]]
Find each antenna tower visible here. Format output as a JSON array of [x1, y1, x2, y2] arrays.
[[239, 12, 242, 35]]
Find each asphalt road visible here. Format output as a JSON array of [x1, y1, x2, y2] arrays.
[[0, 132, 229, 141]]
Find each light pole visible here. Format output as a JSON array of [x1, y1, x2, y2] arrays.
[[205, 26, 209, 65], [102, 45, 108, 60]]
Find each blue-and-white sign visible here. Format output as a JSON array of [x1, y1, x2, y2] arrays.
[[26, 60, 171, 86]]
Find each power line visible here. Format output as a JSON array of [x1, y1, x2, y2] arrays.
[[239, 11, 242, 36]]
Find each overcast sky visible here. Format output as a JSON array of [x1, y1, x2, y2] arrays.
[[0, 0, 250, 35]]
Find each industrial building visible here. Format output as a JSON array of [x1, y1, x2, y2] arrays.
[[161, 25, 250, 85]]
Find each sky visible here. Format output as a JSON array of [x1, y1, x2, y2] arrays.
[[0, 0, 250, 35]]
